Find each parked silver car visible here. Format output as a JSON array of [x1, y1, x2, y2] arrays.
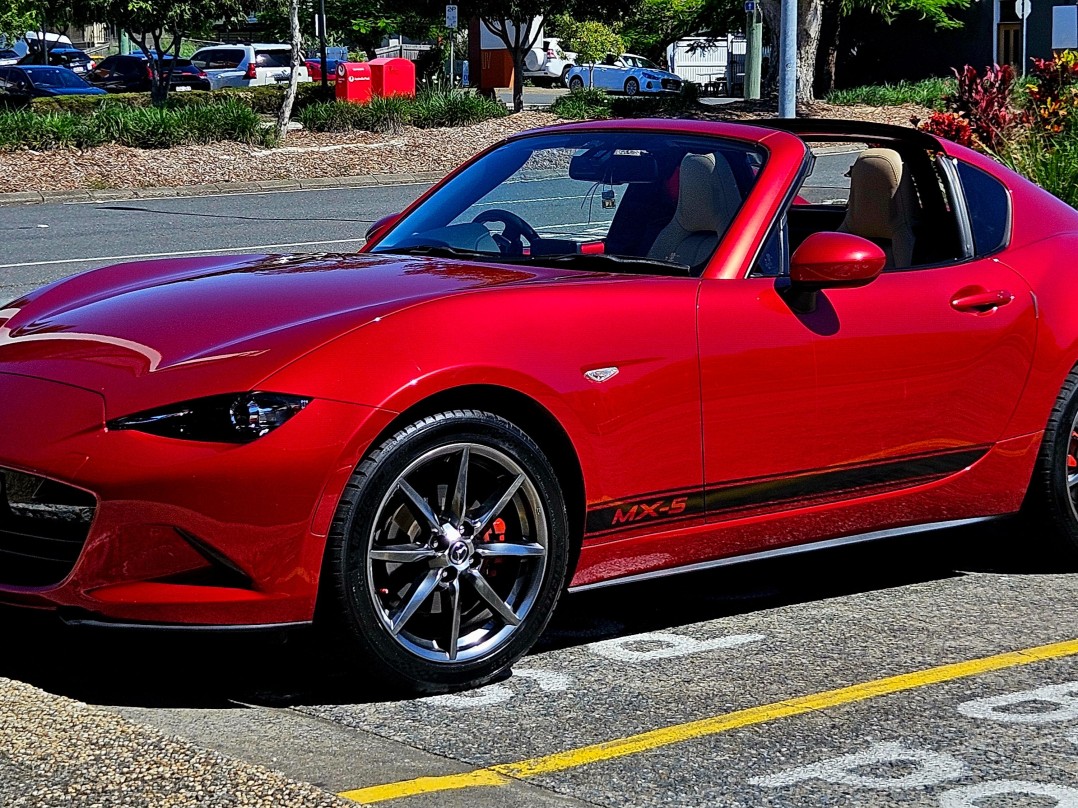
[[189, 43, 310, 90]]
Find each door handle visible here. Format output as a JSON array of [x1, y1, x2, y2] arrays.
[[950, 289, 1014, 313]]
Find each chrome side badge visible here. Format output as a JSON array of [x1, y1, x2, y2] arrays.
[[584, 367, 619, 383]]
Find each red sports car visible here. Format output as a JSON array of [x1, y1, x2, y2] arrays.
[[2, 118, 1076, 692]]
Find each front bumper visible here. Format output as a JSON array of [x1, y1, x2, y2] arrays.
[[0, 371, 395, 626]]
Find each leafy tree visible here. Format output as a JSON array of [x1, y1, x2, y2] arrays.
[[752, 0, 970, 102], [618, 0, 703, 61], [85, 0, 249, 104], [556, 19, 623, 87], [0, 1, 37, 51]]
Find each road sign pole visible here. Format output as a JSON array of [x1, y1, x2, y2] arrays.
[[319, 0, 328, 92], [779, 0, 797, 116], [446, 5, 458, 84]]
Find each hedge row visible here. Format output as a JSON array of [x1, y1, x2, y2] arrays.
[[549, 83, 702, 120], [27, 82, 336, 116], [0, 99, 272, 151], [297, 89, 507, 133]]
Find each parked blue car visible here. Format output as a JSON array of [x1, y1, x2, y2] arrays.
[[0, 65, 106, 97], [564, 53, 682, 96]]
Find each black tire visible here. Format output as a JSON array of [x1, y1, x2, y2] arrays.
[[324, 410, 570, 693], [569, 76, 585, 91], [624, 77, 639, 96], [1025, 367, 1078, 558]]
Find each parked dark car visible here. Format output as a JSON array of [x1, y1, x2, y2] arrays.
[[19, 47, 95, 74], [87, 54, 211, 93], [0, 65, 106, 97]]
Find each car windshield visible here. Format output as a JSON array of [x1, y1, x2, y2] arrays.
[[371, 131, 766, 275], [26, 68, 86, 88]]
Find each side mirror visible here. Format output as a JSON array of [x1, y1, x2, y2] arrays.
[[363, 212, 401, 248], [782, 232, 885, 312]]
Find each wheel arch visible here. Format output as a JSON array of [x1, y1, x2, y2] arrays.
[[361, 384, 587, 578]]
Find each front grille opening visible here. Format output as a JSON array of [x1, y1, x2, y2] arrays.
[[0, 468, 96, 587]]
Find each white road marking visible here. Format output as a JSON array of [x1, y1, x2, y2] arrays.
[[589, 631, 763, 662], [939, 780, 1078, 807], [957, 681, 1078, 724], [0, 237, 369, 270], [421, 669, 571, 709], [749, 741, 968, 789]]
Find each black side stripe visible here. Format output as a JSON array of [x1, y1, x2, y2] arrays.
[[585, 446, 989, 536]]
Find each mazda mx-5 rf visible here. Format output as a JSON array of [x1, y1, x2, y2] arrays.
[[3, 118, 1077, 692]]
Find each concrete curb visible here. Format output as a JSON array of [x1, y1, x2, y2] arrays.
[[0, 170, 446, 207]]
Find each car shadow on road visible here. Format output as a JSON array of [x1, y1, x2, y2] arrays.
[[0, 518, 1071, 709]]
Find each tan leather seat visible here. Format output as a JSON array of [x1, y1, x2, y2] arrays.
[[647, 152, 741, 268], [838, 148, 917, 269]]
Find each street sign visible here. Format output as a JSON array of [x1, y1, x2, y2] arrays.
[[1016, 0, 1031, 19], [745, 1, 756, 10], [446, 5, 459, 29]]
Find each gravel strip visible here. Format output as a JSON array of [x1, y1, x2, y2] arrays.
[[0, 103, 931, 195], [0, 677, 348, 808]]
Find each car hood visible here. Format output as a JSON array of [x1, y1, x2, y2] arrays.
[[0, 251, 569, 416]]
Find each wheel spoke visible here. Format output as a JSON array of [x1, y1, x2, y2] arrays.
[[473, 473, 526, 536], [475, 541, 546, 559], [389, 568, 441, 635], [450, 446, 470, 523], [464, 568, 520, 626], [397, 479, 441, 532], [369, 543, 437, 564], [446, 578, 462, 661], [1069, 472, 1078, 490]]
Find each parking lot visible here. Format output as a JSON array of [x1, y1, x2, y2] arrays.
[[1, 186, 1077, 807]]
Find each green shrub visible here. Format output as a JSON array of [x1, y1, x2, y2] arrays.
[[299, 90, 505, 133], [825, 77, 955, 109], [0, 98, 270, 151], [411, 88, 507, 128], [550, 87, 611, 119], [999, 129, 1078, 208]]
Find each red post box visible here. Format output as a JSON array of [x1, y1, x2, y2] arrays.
[[368, 57, 416, 98], [336, 62, 373, 104]]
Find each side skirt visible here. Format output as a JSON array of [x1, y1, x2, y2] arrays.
[[567, 516, 1001, 593]]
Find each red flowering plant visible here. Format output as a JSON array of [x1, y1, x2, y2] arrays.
[[918, 64, 1019, 152]]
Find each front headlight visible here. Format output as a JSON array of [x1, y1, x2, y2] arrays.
[[642, 72, 662, 80], [108, 392, 311, 443]]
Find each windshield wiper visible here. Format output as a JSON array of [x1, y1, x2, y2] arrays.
[[506, 253, 693, 277], [376, 245, 499, 261]]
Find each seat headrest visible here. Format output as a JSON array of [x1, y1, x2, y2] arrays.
[[843, 148, 915, 241], [674, 152, 741, 235]]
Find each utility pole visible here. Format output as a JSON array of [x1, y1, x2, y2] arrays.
[[744, 1, 762, 100], [779, 0, 796, 117]]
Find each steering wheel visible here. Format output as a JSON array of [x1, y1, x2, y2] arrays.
[[471, 209, 541, 255]]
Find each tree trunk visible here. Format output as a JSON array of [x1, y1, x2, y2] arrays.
[[796, 0, 823, 103], [512, 51, 525, 112], [276, 0, 302, 142], [823, 9, 840, 94]]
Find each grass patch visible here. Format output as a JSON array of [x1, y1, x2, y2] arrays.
[[550, 87, 612, 119], [0, 98, 272, 151], [825, 77, 955, 109]]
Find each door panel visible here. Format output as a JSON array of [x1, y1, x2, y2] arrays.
[[698, 278, 818, 506], [811, 260, 1036, 467]]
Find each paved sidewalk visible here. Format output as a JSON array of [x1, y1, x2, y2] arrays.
[[0, 170, 446, 207]]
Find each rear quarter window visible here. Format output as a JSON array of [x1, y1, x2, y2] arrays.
[[255, 50, 291, 67], [956, 161, 1010, 256]]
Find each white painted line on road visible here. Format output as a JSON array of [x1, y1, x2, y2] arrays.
[[0, 238, 370, 270]]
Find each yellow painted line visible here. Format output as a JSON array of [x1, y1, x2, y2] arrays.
[[339, 637, 1078, 804]]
